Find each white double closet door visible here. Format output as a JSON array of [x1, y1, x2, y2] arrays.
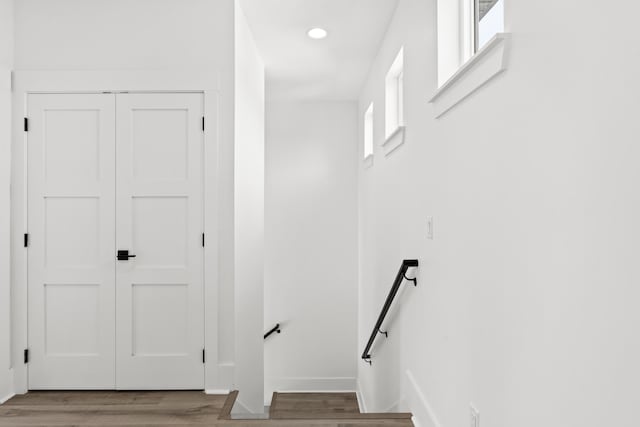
[[27, 93, 205, 390]]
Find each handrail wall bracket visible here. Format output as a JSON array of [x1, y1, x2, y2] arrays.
[[403, 273, 417, 286], [264, 323, 281, 340]]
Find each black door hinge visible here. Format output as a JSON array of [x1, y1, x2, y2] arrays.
[[202, 233, 205, 247], [24, 349, 29, 364], [24, 117, 29, 132], [202, 116, 205, 132], [202, 349, 206, 364], [24, 233, 29, 248]]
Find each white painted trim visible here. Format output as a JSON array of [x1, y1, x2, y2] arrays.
[[430, 33, 511, 118], [0, 392, 15, 405], [232, 397, 251, 414], [364, 154, 374, 169], [0, 367, 16, 405], [0, 68, 11, 404], [382, 125, 406, 156], [205, 389, 231, 395], [385, 47, 405, 138], [274, 388, 357, 393], [203, 88, 223, 392], [10, 69, 223, 393], [404, 370, 443, 427], [12, 70, 221, 93], [266, 376, 357, 393], [384, 397, 404, 413], [231, 398, 269, 418], [356, 378, 368, 413]]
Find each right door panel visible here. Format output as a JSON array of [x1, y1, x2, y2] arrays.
[[115, 93, 205, 390]]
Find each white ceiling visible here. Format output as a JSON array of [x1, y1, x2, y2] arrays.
[[239, 0, 399, 101]]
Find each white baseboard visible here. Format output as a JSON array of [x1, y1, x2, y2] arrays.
[[0, 368, 15, 405], [0, 392, 15, 405], [405, 370, 443, 427], [355, 378, 368, 413], [384, 397, 404, 413], [205, 389, 230, 395], [355, 377, 403, 414], [267, 376, 357, 390], [231, 397, 250, 414], [231, 398, 269, 419]]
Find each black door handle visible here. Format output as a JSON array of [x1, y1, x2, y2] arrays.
[[117, 250, 137, 261]]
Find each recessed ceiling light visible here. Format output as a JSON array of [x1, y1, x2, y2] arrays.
[[307, 28, 328, 40]]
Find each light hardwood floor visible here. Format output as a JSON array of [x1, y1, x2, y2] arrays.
[[0, 391, 414, 427]]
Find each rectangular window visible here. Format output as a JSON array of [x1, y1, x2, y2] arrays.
[[363, 103, 374, 159], [397, 70, 404, 128], [475, 0, 504, 51], [385, 47, 404, 139], [436, 0, 508, 95]]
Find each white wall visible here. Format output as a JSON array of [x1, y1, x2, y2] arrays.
[[234, 0, 265, 413], [10, 0, 238, 393], [13, 0, 231, 70], [0, 0, 14, 403], [358, 0, 640, 426], [264, 101, 358, 399]]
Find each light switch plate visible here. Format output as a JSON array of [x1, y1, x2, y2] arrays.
[[426, 216, 434, 240]]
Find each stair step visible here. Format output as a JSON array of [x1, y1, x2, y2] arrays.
[[221, 391, 414, 426], [270, 392, 360, 419], [268, 392, 412, 421]]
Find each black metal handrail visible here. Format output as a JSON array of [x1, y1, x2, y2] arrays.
[[361, 259, 419, 364], [264, 323, 281, 339]]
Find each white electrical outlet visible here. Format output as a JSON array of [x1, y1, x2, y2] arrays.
[[426, 216, 434, 240], [470, 404, 480, 427]]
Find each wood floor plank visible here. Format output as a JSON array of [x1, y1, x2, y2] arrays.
[[0, 405, 223, 426], [0, 391, 414, 427], [3, 391, 163, 406]]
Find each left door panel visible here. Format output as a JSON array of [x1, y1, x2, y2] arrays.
[[27, 94, 116, 389]]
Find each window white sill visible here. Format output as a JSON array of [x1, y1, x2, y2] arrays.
[[363, 154, 374, 169], [382, 125, 406, 156], [430, 33, 511, 118]]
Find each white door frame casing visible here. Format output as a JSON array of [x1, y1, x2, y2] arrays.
[[11, 70, 223, 393], [0, 67, 14, 403]]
